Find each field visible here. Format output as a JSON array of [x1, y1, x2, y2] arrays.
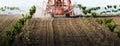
[[0, 14, 22, 31], [0, 15, 120, 46], [0, 14, 22, 42]]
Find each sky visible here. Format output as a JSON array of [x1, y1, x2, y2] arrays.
[[0, 0, 120, 7]]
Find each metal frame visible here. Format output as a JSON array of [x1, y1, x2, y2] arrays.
[[45, 0, 72, 15]]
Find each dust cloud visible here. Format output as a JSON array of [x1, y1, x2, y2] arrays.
[[33, 7, 52, 19]]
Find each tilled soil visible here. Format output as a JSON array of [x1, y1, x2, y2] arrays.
[[12, 18, 120, 46], [0, 15, 22, 43]]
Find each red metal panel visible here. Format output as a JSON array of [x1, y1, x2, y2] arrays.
[[45, 0, 72, 15]]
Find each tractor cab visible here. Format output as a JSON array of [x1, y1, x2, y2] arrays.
[[45, 0, 73, 17]]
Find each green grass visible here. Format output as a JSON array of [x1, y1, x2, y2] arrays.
[[103, 18, 112, 24], [106, 23, 117, 32], [96, 19, 103, 24], [96, 18, 117, 32], [115, 28, 120, 38]]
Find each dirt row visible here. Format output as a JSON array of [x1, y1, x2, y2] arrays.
[[0, 15, 20, 31], [0, 15, 22, 42], [0, 15, 120, 46], [11, 18, 120, 46], [53, 18, 120, 46]]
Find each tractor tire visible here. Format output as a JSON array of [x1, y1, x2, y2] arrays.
[[51, 14, 54, 17], [65, 13, 70, 17]]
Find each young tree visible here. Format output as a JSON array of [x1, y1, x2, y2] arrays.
[[81, 10, 87, 16], [78, 4, 81, 8], [106, 5, 112, 9], [81, 6, 87, 17], [87, 9, 92, 13], [95, 7, 100, 10], [106, 10, 111, 13], [91, 12, 97, 17], [81, 6, 86, 10], [105, 7, 107, 10], [118, 8, 120, 11], [113, 5, 117, 9], [107, 5, 110, 8], [100, 11, 106, 14]]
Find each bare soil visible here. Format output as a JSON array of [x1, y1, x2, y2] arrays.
[[12, 17, 120, 46], [0, 14, 120, 46]]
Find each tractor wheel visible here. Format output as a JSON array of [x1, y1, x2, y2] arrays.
[[65, 13, 70, 17], [51, 14, 54, 17]]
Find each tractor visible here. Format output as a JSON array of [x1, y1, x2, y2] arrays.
[[45, 0, 73, 17]]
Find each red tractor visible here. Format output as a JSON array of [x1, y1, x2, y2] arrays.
[[45, 0, 73, 17]]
